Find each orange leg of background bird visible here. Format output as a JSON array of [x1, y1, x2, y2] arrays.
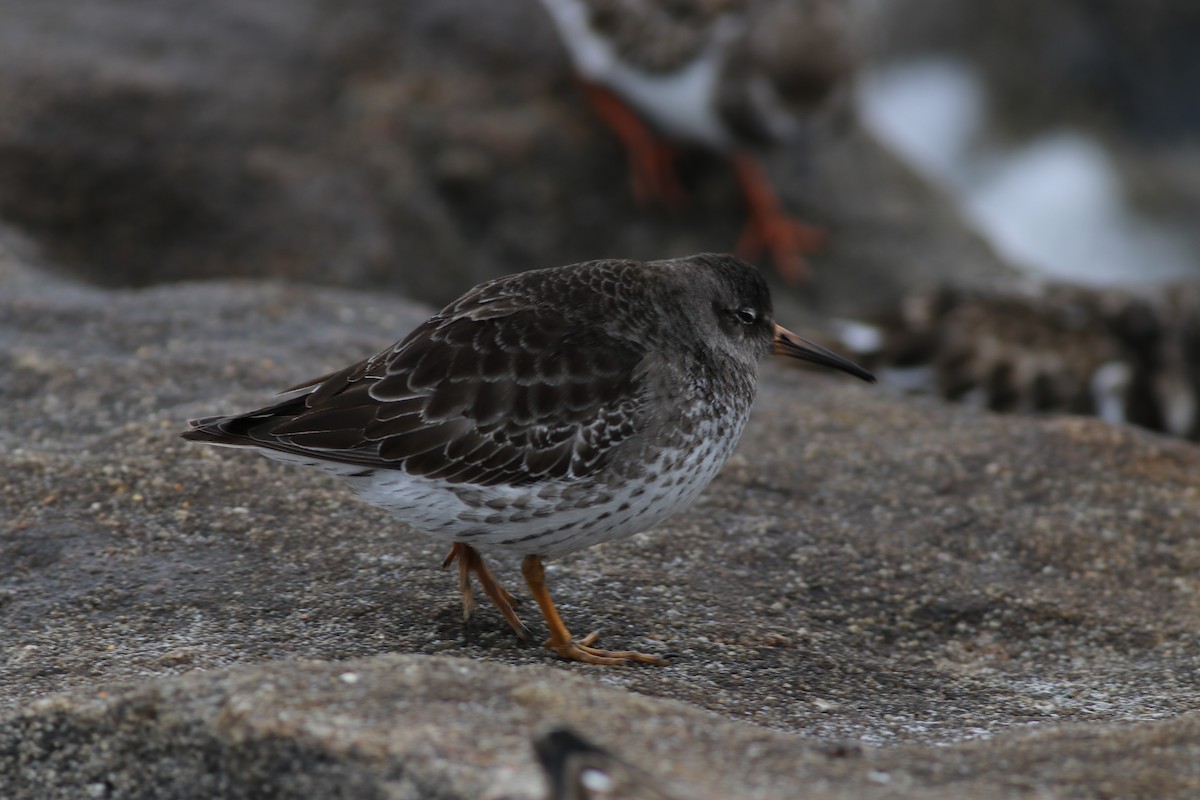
[[443, 543, 531, 640], [581, 82, 688, 209], [520, 554, 667, 666], [732, 154, 827, 285]]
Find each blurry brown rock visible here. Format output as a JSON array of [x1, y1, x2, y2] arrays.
[[0, 0, 1014, 316]]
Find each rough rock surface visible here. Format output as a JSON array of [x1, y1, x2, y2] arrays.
[[5, 656, 1200, 800], [3, 239, 1200, 797], [0, 0, 1014, 317]]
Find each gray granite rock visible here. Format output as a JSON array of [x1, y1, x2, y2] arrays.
[[5, 654, 1200, 799], [3, 237, 1200, 797]]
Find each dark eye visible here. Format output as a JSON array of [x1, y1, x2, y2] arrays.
[[733, 308, 758, 325]]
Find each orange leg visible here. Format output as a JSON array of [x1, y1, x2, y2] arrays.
[[581, 82, 688, 209], [443, 543, 531, 640], [521, 555, 666, 666], [732, 154, 827, 285]]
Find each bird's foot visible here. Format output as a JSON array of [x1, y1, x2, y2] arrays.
[[627, 139, 688, 210], [544, 630, 668, 667], [736, 212, 826, 286], [444, 543, 532, 640], [521, 554, 667, 666], [581, 82, 688, 209], [732, 154, 826, 285]]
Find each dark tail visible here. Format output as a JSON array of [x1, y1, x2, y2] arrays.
[[179, 393, 310, 447]]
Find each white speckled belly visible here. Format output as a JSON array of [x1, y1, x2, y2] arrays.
[[255, 408, 748, 558]]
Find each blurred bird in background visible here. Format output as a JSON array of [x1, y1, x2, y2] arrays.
[[536, 0, 856, 284]]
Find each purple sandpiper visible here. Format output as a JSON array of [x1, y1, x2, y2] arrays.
[[182, 253, 873, 665]]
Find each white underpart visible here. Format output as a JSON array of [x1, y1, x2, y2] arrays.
[[1090, 361, 1130, 425], [242, 402, 747, 559], [537, 0, 740, 149]]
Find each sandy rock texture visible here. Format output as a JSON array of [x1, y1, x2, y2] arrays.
[[3, 240, 1200, 797]]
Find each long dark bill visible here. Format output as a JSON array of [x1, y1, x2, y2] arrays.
[[772, 324, 876, 383]]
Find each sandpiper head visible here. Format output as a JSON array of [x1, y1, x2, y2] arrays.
[[748, 0, 856, 112], [657, 253, 778, 367], [664, 254, 875, 383]]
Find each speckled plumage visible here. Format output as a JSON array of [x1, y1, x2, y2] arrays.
[[183, 254, 873, 664]]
